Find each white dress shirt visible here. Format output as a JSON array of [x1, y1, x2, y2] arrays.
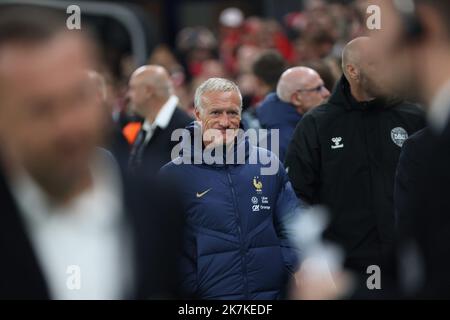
[[142, 95, 179, 145], [9, 150, 133, 300]]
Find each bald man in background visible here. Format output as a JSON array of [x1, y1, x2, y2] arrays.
[[127, 65, 192, 176], [285, 37, 425, 280], [256, 66, 330, 161]]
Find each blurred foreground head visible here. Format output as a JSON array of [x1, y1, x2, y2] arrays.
[[0, 6, 102, 201], [371, 0, 450, 104]]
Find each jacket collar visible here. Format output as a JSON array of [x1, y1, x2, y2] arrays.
[[256, 93, 302, 126], [0, 164, 50, 299], [143, 95, 179, 131]]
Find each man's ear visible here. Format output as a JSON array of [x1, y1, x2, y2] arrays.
[[144, 85, 153, 99], [290, 92, 302, 108], [346, 64, 359, 81], [194, 108, 202, 122]]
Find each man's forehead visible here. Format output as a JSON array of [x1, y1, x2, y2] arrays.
[[129, 75, 139, 86], [129, 73, 148, 86], [202, 90, 240, 103], [308, 73, 322, 84], [1, 36, 93, 95], [295, 73, 320, 90], [202, 91, 240, 107]]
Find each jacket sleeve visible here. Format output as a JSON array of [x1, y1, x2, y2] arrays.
[[157, 164, 198, 298], [178, 227, 199, 299], [394, 133, 426, 238], [274, 160, 304, 274], [284, 114, 321, 204]]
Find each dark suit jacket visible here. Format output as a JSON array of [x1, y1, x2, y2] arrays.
[[133, 107, 193, 177], [0, 165, 184, 300], [393, 119, 450, 298]]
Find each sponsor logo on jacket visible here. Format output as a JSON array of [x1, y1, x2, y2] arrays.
[[331, 137, 344, 149], [391, 127, 408, 147]]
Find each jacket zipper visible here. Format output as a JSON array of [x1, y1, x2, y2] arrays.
[[226, 168, 249, 299]]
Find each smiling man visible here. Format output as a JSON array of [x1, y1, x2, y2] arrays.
[[160, 78, 302, 300], [194, 81, 242, 148]]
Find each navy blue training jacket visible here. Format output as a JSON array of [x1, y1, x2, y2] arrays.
[[256, 93, 302, 162], [159, 123, 301, 300]]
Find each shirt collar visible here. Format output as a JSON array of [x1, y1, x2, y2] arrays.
[[143, 95, 178, 131], [9, 149, 123, 228], [428, 79, 450, 134]]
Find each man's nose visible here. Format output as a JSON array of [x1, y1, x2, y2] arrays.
[[218, 113, 230, 128], [321, 87, 331, 99]]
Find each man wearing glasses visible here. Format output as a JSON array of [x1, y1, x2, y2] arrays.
[[285, 37, 425, 286], [256, 66, 330, 161]]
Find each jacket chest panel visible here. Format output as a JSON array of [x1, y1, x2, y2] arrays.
[[182, 165, 277, 233], [230, 169, 277, 229], [183, 170, 235, 231], [319, 112, 407, 173]]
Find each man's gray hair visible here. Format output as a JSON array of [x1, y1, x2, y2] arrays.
[[194, 77, 242, 113]]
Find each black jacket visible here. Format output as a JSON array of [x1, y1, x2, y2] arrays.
[[394, 123, 450, 298], [285, 76, 425, 273], [130, 107, 193, 177], [0, 163, 184, 299]]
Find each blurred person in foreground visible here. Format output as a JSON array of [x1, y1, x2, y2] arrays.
[[0, 6, 182, 299], [127, 65, 192, 176], [296, 0, 450, 300], [257, 66, 330, 162], [376, 0, 450, 298], [285, 37, 425, 289], [159, 78, 302, 299]]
